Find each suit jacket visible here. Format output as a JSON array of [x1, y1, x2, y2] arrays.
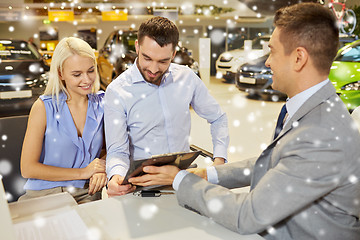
[[177, 81, 360, 240]]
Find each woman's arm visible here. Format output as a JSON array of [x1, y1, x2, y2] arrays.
[[20, 99, 105, 181]]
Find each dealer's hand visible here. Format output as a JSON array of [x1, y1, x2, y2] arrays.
[[107, 175, 136, 197], [128, 165, 180, 186], [186, 168, 208, 180], [212, 157, 225, 166]]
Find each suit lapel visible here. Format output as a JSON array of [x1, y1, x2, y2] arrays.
[[274, 81, 336, 140], [250, 81, 337, 189]]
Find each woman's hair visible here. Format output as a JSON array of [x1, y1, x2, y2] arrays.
[[43, 37, 100, 103]]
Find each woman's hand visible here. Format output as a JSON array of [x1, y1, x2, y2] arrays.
[[88, 172, 107, 195], [83, 158, 106, 179]]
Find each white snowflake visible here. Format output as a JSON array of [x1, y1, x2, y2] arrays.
[[1, 135, 7, 141], [267, 226, 277, 235], [292, 121, 299, 128], [139, 203, 158, 220], [318, 229, 326, 236], [5, 192, 13, 202], [207, 198, 223, 214], [33, 216, 46, 228], [0, 159, 12, 175], [66, 186, 76, 194], [243, 168, 251, 176], [301, 211, 308, 219], [233, 120, 240, 127], [260, 143, 267, 150], [204, 156, 213, 164], [87, 227, 102, 240], [29, 64, 39, 73], [209, 29, 225, 45], [285, 185, 293, 193], [348, 175, 358, 184], [247, 112, 255, 122]]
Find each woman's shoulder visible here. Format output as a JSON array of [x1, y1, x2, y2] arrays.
[[88, 91, 105, 103]]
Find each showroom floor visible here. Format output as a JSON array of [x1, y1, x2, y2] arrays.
[[190, 76, 285, 164]]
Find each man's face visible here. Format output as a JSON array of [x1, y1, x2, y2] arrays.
[[135, 36, 176, 86], [265, 28, 292, 96]]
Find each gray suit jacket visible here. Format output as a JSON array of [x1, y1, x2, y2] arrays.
[[177, 82, 360, 239]]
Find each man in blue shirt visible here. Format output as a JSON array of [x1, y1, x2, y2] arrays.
[[105, 16, 229, 196]]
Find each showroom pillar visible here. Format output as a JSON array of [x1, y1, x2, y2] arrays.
[[199, 38, 211, 84]]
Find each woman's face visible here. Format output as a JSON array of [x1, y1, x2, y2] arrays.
[[60, 54, 96, 98]]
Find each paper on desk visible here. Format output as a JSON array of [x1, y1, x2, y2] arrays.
[[13, 209, 89, 240]]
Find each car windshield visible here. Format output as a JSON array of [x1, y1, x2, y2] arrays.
[[336, 43, 360, 62], [252, 37, 270, 49], [0, 40, 40, 60], [118, 32, 137, 52]]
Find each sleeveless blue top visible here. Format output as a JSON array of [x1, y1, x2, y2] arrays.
[[24, 91, 105, 190]]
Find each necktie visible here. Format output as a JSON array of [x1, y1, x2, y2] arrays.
[[274, 104, 287, 139]]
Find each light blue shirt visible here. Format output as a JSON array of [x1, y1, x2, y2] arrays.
[[24, 92, 105, 190], [104, 62, 229, 178], [173, 79, 330, 190]]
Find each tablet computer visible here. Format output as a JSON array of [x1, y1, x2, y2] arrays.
[[122, 151, 201, 185]]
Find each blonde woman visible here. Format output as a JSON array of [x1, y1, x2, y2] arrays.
[[19, 37, 106, 203]]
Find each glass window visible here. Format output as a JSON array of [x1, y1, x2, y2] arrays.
[[336, 43, 360, 62], [118, 31, 137, 52], [0, 40, 39, 60], [252, 37, 270, 49]]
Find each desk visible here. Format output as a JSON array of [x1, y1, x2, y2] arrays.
[[77, 193, 263, 240]]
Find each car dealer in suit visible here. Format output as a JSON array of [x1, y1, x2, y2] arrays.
[[129, 2, 360, 239]]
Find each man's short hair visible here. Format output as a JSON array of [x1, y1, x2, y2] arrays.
[[274, 2, 339, 74], [138, 16, 179, 51]]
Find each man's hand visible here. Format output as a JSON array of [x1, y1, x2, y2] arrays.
[[88, 173, 107, 195], [128, 165, 180, 186], [186, 168, 207, 180], [212, 157, 225, 166], [107, 175, 136, 197]]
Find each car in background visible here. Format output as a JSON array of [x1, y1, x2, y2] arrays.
[[234, 34, 359, 103], [172, 46, 200, 77], [97, 30, 200, 90], [329, 39, 360, 112], [0, 39, 49, 117], [97, 30, 137, 89], [215, 35, 270, 82], [235, 54, 287, 102], [338, 34, 359, 49]]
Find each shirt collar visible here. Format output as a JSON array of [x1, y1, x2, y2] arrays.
[[286, 79, 329, 119], [132, 58, 172, 85]]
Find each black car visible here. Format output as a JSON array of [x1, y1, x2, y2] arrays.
[[0, 40, 49, 117], [97, 30, 200, 90], [235, 54, 287, 102], [97, 30, 138, 89]]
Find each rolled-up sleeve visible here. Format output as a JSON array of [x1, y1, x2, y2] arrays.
[[191, 78, 229, 161]]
